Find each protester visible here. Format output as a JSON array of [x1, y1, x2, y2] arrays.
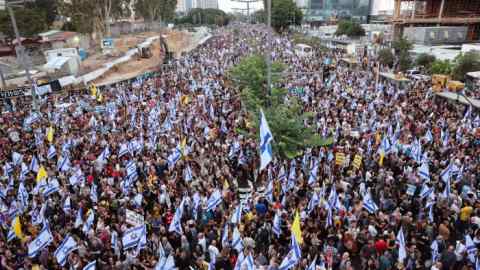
[[0, 23, 479, 270]]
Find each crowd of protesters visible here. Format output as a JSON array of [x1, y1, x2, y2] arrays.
[[0, 23, 479, 270]]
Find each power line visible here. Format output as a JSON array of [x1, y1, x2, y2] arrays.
[[231, 0, 260, 24]]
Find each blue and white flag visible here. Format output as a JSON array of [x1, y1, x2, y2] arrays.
[[69, 168, 84, 186], [126, 160, 138, 183], [83, 260, 96, 270], [54, 235, 78, 266], [396, 227, 407, 263], [242, 253, 255, 270], [47, 145, 56, 160], [90, 184, 98, 203], [118, 143, 129, 157], [307, 256, 317, 270], [221, 222, 229, 248], [424, 129, 433, 143], [431, 240, 439, 263], [328, 186, 340, 210], [111, 230, 118, 250], [362, 192, 379, 214], [265, 180, 274, 203], [28, 226, 53, 258], [272, 211, 281, 237], [168, 199, 185, 235], [232, 226, 243, 253], [308, 159, 318, 186], [466, 234, 477, 264], [167, 147, 182, 167], [418, 161, 430, 181], [278, 233, 301, 270], [230, 204, 243, 224], [155, 254, 176, 270], [12, 152, 23, 166], [122, 224, 147, 250], [234, 252, 245, 270], [63, 196, 71, 213], [325, 202, 333, 228], [43, 178, 60, 198], [97, 147, 110, 163], [184, 165, 193, 182], [30, 155, 39, 172], [192, 192, 200, 219], [18, 182, 29, 210], [442, 177, 451, 199], [57, 155, 71, 172], [419, 184, 433, 199], [205, 189, 222, 212], [82, 209, 95, 234], [259, 109, 273, 171], [306, 191, 320, 215]]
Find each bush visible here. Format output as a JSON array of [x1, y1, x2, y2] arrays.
[[378, 48, 394, 67], [393, 37, 413, 54], [452, 52, 480, 81], [415, 53, 436, 69], [429, 59, 453, 75], [335, 20, 365, 38]]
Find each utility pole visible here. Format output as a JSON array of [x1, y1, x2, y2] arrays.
[[266, 0, 272, 96], [6, 3, 38, 111], [232, 0, 260, 24]]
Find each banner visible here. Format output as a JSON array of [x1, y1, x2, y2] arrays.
[[0, 87, 27, 99]]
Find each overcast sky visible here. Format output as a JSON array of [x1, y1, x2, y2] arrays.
[[218, 0, 264, 13]]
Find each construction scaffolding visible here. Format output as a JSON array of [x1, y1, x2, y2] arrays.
[[392, 0, 480, 41]]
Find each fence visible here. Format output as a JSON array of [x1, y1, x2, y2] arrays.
[[110, 21, 166, 38]]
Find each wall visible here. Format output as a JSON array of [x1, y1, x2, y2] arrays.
[[404, 26, 467, 45]]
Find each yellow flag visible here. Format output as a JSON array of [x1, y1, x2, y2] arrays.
[[291, 210, 303, 244], [180, 137, 187, 152], [90, 84, 97, 98], [335, 152, 345, 166], [36, 166, 47, 182], [97, 93, 103, 102], [379, 151, 385, 167], [352, 154, 362, 169], [375, 132, 381, 146], [12, 216, 24, 240], [223, 179, 230, 190], [46, 127, 54, 143]]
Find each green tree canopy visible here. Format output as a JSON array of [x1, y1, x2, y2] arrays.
[[26, 0, 58, 26], [176, 8, 230, 26], [393, 36, 413, 54], [415, 53, 436, 69], [229, 55, 332, 159], [452, 51, 480, 81], [335, 20, 365, 38], [429, 59, 453, 75], [135, 0, 177, 22], [378, 48, 394, 67], [398, 52, 412, 72], [0, 8, 47, 38], [271, 0, 302, 32]]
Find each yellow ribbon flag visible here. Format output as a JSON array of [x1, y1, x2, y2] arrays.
[[90, 84, 97, 98], [181, 95, 190, 105], [12, 216, 24, 240], [36, 166, 48, 182], [223, 179, 230, 190], [352, 154, 362, 169], [335, 152, 345, 166], [379, 151, 385, 167], [46, 126, 54, 143], [291, 210, 303, 244], [375, 132, 381, 146], [96, 93, 103, 102]]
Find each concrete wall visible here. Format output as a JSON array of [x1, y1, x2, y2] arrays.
[[404, 26, 468, 45]]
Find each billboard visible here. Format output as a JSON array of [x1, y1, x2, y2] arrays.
[[308, 0, 371, 22]]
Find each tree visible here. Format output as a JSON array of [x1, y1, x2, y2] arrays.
[[392, 36, 413, 54], [415, 53, 436, 69], [0, 8, 47, 38], [252, 9, 266, 24], [452, 52, 480, 81], [26, 0, 58, 26], [378, 48, 394, 67], [135, 0, 177, 22], [176, 8, 229, 26], [271, 0, 302, 32], [398, 52, 412, 72], [429, 59, 453, 75], [229, 55, 333, 159], [335, 20, 365, 38]]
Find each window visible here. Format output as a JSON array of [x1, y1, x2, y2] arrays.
[[430, 31, 436, 39], [444, 30, 449, 39]]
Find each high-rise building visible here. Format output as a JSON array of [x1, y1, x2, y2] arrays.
[[176, 0, 186, 13], [196, 0, 218, 9], [307, 0, 371, 22], [185, 0, 193, 12]]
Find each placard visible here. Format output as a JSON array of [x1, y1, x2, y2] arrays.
[[126, 209, 144, 227]]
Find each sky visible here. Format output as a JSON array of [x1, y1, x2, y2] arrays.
[[218, 0, 264, 13]]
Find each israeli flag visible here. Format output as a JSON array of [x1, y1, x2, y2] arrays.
[[431, 240, 439, 263], [47, 145, 56, 160], [69, 168, 84, 186], [442, 177, 451, 199], [118, 143, 129, 157], [381, 136, 391, 154], [278, 166, 287, 182], [231, 226, 243, 253], [242, 253, 255, 270], [466, 234, 477, 264], [307, 191, 320, 215], [396, 227, 407, 263], [122, 224, 146, 250], [418, 161, 430, 181], [54, 235, 78, 266], [82, 210, 95, 234], [328, 186, 340, 210], [126, 160, 138, 183], [272, 211, 282, 237], [307, 256, 317, 270], [43, 178, 60, 198], [441, 129, 449, 147], [28, 226, 53, 258], [18, 182, 29, 209], [167, 147, 182, 167], [184, 165, 193, 182], [63, 196, 71, 213], [155, 254, 176, 270], [97, 147, 110, 163], [426, 200, 435, 223], [205, 189, 222, 212], [278, 233, 301, 270], [111, 230, 118, 250], [419, 184, 433, 199], [168, 199, 185, 235], [308, 159, 318, 186], [192, 192, 200, 219], [265, 180, 274, 203], [3, 162, 13, 176], [362, 192, 379, 214], [221, 222, 229, 248], [90, 184, 98, 203], [12, 152, 23, 166], [230, 204, 243, 224], [57, 155, 71, 172], [325, 203, 333, 228], [234, 252, 245, 270], [83, 260, 96, 270], [7, 227, 15, 242], [259, 109, 273, 171]]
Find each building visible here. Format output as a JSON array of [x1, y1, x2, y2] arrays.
[[186, 0, 193, 11], [176, 0, 186, 13], [392, 0, 480, 41], [306, 0, 372, 23], [196, 0, 218, 9]]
